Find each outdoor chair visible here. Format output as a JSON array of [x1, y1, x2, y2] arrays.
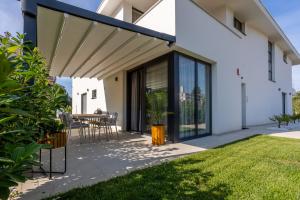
[[60, 113, 89, 143], [107, 112, 119, 139], [90, 115, 110, 141]]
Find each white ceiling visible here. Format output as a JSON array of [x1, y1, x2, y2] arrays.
[[37, 6, 170, 79]]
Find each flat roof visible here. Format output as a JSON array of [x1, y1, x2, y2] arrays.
[[21, 0, 175, 79]]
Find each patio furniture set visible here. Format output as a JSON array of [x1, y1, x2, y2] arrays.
[[60, 109, 119, 143], [33, 109, 119, 179]]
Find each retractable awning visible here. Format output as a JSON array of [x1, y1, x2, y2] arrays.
[[22, 0, 175, 79]]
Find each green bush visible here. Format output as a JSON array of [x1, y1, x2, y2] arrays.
[[0, 32, 69, 199], [290, 114, 300, 123], [270, 114, 295, 128]]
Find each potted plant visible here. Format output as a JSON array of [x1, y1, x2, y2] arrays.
[[39, 119, 67, 149], [146, 90, 168, 145]]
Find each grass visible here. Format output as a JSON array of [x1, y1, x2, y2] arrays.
[[47, 135, 300, 200]]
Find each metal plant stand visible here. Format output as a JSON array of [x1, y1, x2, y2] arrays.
[[32, 145, 67, 179]]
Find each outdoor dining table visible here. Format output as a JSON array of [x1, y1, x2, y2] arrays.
[[72, 113, 109, 119], [72, 113, 112, 141]]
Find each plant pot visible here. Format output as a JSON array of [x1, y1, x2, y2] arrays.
[[39, 132, 67, 149], [151, 125, 165, 145]]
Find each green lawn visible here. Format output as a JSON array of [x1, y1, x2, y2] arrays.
[[47, 135, 300, 200]]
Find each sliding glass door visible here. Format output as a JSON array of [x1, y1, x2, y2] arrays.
[[178, 55, 211, 139], [128, 56, 169, 134], [196, 62, 210, 135], [127, 52, 211, 141], [145, 60, 168, 132], [179, 56, 196, 138]]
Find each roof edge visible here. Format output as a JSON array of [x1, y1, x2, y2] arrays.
[[257, 0, 300, 65], [25, 0, 176, 43]]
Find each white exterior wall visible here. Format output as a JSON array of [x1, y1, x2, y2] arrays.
[[72, 78, 107, 114], [103, 71, 127, 129], [175, 0, 293, 134], [111, 1, 132, 23], [72, 72, 126, 129], [135, 0, 175, 36], [72, 0, 294, 135]]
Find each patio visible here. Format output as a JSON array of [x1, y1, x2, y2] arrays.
[[15, 123, 300, 200]]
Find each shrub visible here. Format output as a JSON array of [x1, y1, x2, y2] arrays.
[[270, 115, 284, 128], [270, 114, 294, 128], [0, 32, 69, 199], [290, 114, 300, 123]]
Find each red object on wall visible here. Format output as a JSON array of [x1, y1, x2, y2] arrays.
[[236, 68, 240, 76]]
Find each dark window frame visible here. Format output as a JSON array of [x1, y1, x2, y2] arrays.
[[126, 51, 212, 143], [91, 89, 97, 99], [268, 41, 275, 81], [283, 53, 288, 64], [234, 17, 245, 34], [177, 54, 212, 141]]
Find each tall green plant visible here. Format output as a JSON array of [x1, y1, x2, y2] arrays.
[[146, 90, 168, 125], [0, 32, 69, 199]]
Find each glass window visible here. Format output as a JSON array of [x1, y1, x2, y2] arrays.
[[179, 56, 196, 138], [283, 54, 288, 64], [91, 89, 97, 99], [234, 17, 244, 34], [178, 55, 211, 139], [145, 60, 168, 132], [196, 62, 210, 135], [268, 41, 274, 81]]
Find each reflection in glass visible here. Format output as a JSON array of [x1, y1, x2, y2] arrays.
[[179, 56, 196, 138], [145, 60, 168, 132], [196, 62, 210, 135]]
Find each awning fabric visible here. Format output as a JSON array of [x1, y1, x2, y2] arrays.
[[36, 2, 175, 79]]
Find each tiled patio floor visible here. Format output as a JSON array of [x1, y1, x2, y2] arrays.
[[16, 123, 300, 200]]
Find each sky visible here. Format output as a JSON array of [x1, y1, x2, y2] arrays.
[[1, 0, 300, 95]]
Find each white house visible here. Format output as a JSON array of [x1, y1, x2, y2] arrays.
[[22, 0, 300, 141]]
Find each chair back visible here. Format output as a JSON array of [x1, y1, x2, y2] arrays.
[[94, 108, 102, 114], [111, 112, 118, 124], [60, 112, 74, 127], [59, 113, 67, 126]]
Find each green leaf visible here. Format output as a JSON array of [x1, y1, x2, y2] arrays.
[[0, 108, 30, 117], [0, 179, 18, 188], [23, 143, 41, 158], [6, 173, 26, 183], [11, 147, 25, 161], [7, 45, 19, 53], [0, 115, 16, 125], [0, 157, 15, 164], [0, 186, 10, 200], [0, 79, 20, 90], [0, 53, 13, 82]]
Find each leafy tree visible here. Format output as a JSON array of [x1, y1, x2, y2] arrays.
[[293, 92, 300, 114], [0, 32, 69, 199]]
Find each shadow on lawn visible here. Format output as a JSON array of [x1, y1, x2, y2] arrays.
[[49, 157, 232, 200]]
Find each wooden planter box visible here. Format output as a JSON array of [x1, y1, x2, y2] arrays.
[[151, 125, 165, 145], [39, 132, 67, 149]]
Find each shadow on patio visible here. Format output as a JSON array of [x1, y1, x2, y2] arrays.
[[17, 132, 202, 200]]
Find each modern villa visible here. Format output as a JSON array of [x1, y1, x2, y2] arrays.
[[22, 0, 300, 142]]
